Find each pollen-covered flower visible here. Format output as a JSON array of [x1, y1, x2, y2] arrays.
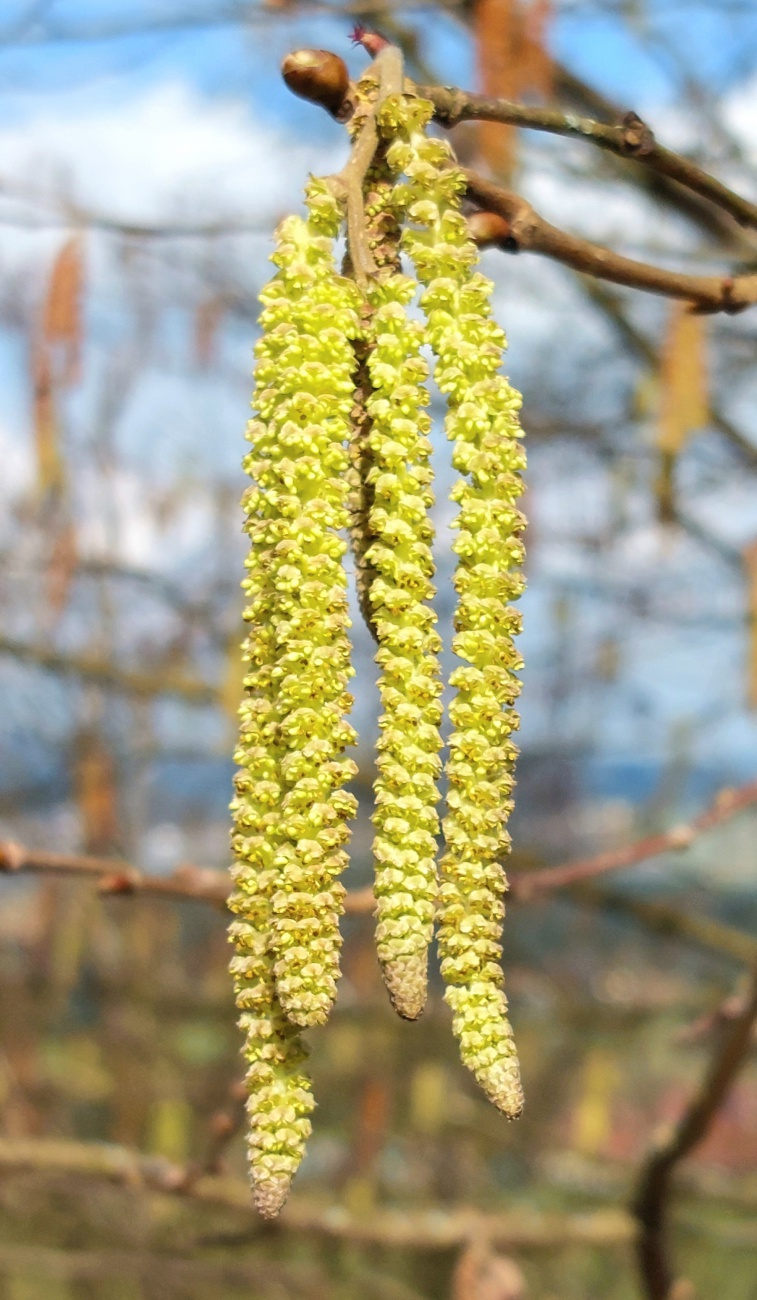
[[339, 96, 443, 1023], [363, 274, 443, 1022], [230, 179, 362, 1211], [228, 617, 315, 1215], [379, 94, 526, 1115], [228, 899, 314, 1218], [237, 179, 361, 1032]]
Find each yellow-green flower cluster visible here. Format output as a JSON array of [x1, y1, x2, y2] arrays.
[[381, 94, 527, 1115], [232, 78, 530, 1215], [363, 260, 444, 1021], [338, 97, 443, 1022], [229, 618, 315, 1216], [229, 179, 361, 1211]]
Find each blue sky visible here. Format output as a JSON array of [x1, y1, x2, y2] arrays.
[[0, 1, 756, 808], [0, 1, 755, 123]]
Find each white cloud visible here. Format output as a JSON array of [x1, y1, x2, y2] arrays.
[[0, 79, 341, 226]]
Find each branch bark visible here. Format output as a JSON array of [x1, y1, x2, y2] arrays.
[[632, 960, 757, 1299], [2, 780, 755, 922], [419, 84, 757, 233], [510, 780, 757, 899], [463, 172, 757, 314], [0, 1135, 633, 1248]]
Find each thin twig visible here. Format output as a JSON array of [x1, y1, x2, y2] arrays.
[[327, 44, 404, 285], [573, 886, 757, 968], [510, 780, 757, 899], [178, 1079, 247, 1188], [463, 172, 757, 314], [0, 839, 375, 913], [632, 960, 757, 1299], [2, 780, 755, 921], [581, 278, 757, 470], [419, 84, 757, 233], [0, 1134, 633, 1247], [0, 635, 217, 704], [0, 1243, 309, 1291]]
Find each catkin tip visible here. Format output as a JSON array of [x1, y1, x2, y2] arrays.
[[482, 1070, 524, 1120], [382, 953, 428, 1021], [253, 1175, 292, 1220]]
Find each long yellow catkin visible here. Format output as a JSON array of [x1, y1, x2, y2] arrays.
[[361, 169, 443, 1020], [230, 178, 361, 1214], [342, 86, 443, 1022], [382, 93, 526, 1115], [232, 76, 530, 1218]]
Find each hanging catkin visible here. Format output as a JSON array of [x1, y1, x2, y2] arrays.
[[341, 77, 443, 1021], [360, 116, 443, 1021], [230, 178, 360, 1212], [382, 92, 526, 1116], [234, 42, 531, 1218]]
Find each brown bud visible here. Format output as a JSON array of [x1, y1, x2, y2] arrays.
[[466, 211, 514, 249], [209, 1110, 235, 1138], [281, 49, 349, 117], [98, 871, 137, 895]]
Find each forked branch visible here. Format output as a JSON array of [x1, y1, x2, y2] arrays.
[[632, 960, 757, 1299], [419, 84, 757, 233], [463, 173, 757, 314], [283, 39, 757, 313]]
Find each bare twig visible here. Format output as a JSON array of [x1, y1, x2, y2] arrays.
[[0, 635, 217, 704], [178, 1080, 248, 1188], [419, 84, 757, 233], [2, 781, 755, 928], [326, 44, 404, 285], [574, 886, 757, 968], [510, 780, 757, 899], [463, 172, 757, 314], [0, 1135, 633, 1248], [549, 61, 757, 257], [580, 279, 757, 470], [632, 960, 757, 1299], [0, 839, 375, 914], [0, 1244, 310, 1292]]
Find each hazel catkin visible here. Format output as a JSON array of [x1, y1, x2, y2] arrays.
[[378, 92, 526, 1116], [230, 177, 361, 1210]]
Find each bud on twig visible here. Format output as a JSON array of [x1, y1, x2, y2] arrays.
[[466, 211, 515, 250], [281, 49, 349, 118]]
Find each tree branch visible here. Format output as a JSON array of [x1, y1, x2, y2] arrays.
[[462, 172, 757, 313], [631, 960, 757, 1299], [2, 780, 755, 923], [326, 43, 404, 285], [419, 85, 757, 234], [573, 886, 757, 969], [549, 60, 757, 257], [580, 278, 757, 469], [510, 780, 757, 900], [0, 1134, 633, 1248], [0, 636, 217, 704]]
